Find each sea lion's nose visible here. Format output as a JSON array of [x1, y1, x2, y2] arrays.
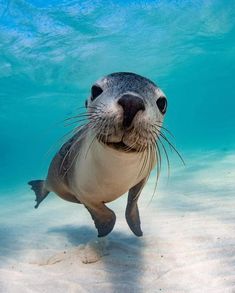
[[118, 94, 145, 128]]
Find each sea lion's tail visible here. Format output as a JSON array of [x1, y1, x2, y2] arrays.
[[28, 180, 50, 209]]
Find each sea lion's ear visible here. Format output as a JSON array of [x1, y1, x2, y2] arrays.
[[85, 100, 88, 108]]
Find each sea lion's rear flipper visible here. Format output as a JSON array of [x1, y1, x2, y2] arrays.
[[85, 204, 116, 237], [126, 179, 146, 237], [28, 180, 50, 209]]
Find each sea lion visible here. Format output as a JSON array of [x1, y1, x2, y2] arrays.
[[28, 72, 168, 237]]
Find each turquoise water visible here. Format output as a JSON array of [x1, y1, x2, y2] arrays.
[[1, 2, 235, 291], [0, 0, 235, 189]]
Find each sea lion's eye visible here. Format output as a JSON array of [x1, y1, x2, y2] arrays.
[[156, 97, 167, 115], [91, 85, 103, 101]]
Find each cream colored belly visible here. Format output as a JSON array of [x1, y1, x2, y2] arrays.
[[70, 137, 155, 205]]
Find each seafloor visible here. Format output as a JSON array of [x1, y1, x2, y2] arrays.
[[1, 151, 234, 293]]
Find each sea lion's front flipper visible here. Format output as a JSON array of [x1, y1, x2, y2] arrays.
[[28, 180, 50, 209], [85, 204, 116, 237], [125, 179, 146, 237]]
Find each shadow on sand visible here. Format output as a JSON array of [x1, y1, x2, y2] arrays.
[[49, 224, 146, 292]]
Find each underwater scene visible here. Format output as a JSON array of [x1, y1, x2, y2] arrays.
[[0, 0, 235, 292]]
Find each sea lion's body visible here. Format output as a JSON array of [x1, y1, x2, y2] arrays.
[[47, 131, 156, 203], [29, 72, 167, 237]]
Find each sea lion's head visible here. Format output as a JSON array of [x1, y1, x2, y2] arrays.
[[85, 72, 167, 153]]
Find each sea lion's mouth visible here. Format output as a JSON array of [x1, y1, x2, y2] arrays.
[[101, 140, 138, 153]]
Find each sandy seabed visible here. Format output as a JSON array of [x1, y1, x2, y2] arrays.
[[0, 151, 235, 293]]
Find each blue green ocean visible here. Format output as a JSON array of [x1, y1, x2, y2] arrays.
[[0, 1, 235, 292]]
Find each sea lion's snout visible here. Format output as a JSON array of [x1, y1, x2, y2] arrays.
[[118, 94, 145, 128], [87, 72, 167, 153]]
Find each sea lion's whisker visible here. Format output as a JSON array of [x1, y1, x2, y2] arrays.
[[150, 142, 158, 188], [61, 121, 100, 177], [146, 138, 161, 205], [126, 133, 140, 153], [63, 108, 104, 121], [158, 132, 185, 166], [105, 116, 112, 144], [96, 117, 108, 143], [138, 147, 147, 178], [154, 124, 175, 138], [64, 112, 90, 120], [64, 112, 102, 126], [151, 126, 185, 166], [59, 128, 87, 176], [149, 129, 163, 180], [150, 132, 161, 181], [136, 146, 145, 178], [84, 131, 99, 160], [144, 142, 150, 176], [158, 136, 171, 180], [63, 110, 104, 127], [45, 122, 90, 158], [64, 119, 90, 127], [147, 143, 152, 177]]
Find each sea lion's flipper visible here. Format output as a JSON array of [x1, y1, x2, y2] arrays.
[[125, 179, 146, 237], [28, 180, 50, 209], [85, 204, 116, 237]]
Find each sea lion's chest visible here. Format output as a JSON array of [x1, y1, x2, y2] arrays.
[[70, 138, 154, 203]]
